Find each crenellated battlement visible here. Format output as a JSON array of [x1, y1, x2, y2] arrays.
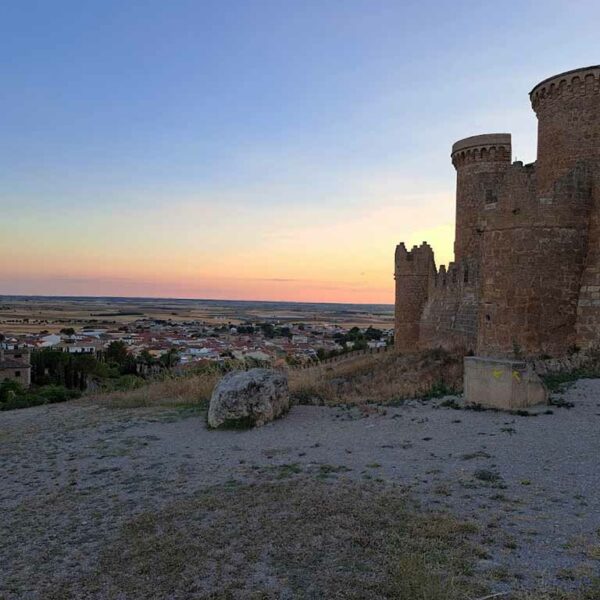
[[394, 242, 434, 276], [451, 134, 512, 168], [530, 65, 600, 112], [431, 259, 477, 291]]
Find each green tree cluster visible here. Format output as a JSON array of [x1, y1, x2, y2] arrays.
[[0, 380, 80, 411]]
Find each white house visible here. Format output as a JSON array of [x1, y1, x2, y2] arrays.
[[38, 334, 61, 348]]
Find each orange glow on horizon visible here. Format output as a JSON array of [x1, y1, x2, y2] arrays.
[[0, 181, 456, 304]]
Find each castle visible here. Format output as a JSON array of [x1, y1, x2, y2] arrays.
[[395, 65, 600, 358]]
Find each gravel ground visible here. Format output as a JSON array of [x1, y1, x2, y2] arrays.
[[1, 379, 599, 597]]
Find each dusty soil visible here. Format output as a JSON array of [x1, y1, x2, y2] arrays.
[[1, 380, 600, 598]]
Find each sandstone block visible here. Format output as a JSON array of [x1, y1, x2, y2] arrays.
[[464, 356, 547, 410]]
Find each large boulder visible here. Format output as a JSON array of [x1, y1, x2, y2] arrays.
[[207, 368, 290, 428]]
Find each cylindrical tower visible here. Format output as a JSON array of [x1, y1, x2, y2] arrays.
[[531, 65, 600, 195], [531, 66, 600, 347], [451, 134, 512, 263], [477, 67, 599, 357]]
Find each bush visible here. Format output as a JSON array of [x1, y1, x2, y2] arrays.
[[36, 385, 81, 404], [0, 380, 80, 411]]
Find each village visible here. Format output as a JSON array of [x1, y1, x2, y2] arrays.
[[0, 310, 392, 390]]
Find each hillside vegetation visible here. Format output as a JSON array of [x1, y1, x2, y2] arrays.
[[289, 348, 463, 405], [87, 348, 463, 409]]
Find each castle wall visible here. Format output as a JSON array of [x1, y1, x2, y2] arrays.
[[419, 259, 478, 352], [477, 163, 592, 357], [575, 171, 600, 348], [394, 242, 435, 351]]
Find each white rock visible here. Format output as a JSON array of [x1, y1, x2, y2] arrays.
[[207, 369, 289, 428]]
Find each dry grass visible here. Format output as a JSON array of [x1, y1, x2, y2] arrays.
[[46, 476, 600, 599], [514, 586, 600, 600], [87, 348, 463, 410], [289, 348, 463, 405], [88, 372, 220, 409], [50, 478, 486, 600]]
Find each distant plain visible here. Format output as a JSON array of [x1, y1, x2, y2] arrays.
[[0, 296, 394, 335]]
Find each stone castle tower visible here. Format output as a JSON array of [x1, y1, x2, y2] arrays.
[[395, 65, 600, 358]]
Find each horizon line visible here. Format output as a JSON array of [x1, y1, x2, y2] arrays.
[[0, 293, 394, 308]]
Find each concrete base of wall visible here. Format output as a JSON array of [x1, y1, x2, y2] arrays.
[[464, 356, 547, 410]]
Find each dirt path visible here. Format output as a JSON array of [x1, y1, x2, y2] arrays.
[[1, 380, 599, 598]]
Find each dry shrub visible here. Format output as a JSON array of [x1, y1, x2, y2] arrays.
[[89, 349, 463, 410], [289, 348, 463, 406], [88, 372, 220, 409]]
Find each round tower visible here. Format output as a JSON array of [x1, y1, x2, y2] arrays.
[[530, 65, 600, 194], [451, 134, 512, 263], [476, 67, 599, 357]]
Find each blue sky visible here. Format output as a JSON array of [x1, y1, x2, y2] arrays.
[[0, 0, 598, 301]]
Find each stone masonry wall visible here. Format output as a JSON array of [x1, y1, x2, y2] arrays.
[[419, 259, 478, 352], [394, 243, 435, 352], [576, 170, 600, 347], [451, 134, 512, 265], [532, 67, 600, 350], [531, 66, 600, 195], [477, 163, 592, 357]]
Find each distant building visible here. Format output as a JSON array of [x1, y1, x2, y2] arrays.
[[367, 340, 386, 349], [55, 342, 100, 354], [1, 337, 21, 350], [38, 334, 61, 348], [0, 348, 31, 388]]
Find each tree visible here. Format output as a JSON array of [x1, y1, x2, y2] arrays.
[[347, 327, 362, 342], [105, 341, 129, 366], [333, 332, 347, 345], [364, 327, 383, 341], [0, 380, 23, 404], [260, 323, 275, 339], [60, 328, 75, 336], [237, 324, 255, 334], [353, 338, 368, 351], [137, 350, 155, 365], [159, 348, 180, 369]]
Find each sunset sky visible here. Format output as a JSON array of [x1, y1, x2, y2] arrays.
[[1, 1, 598, 303]]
